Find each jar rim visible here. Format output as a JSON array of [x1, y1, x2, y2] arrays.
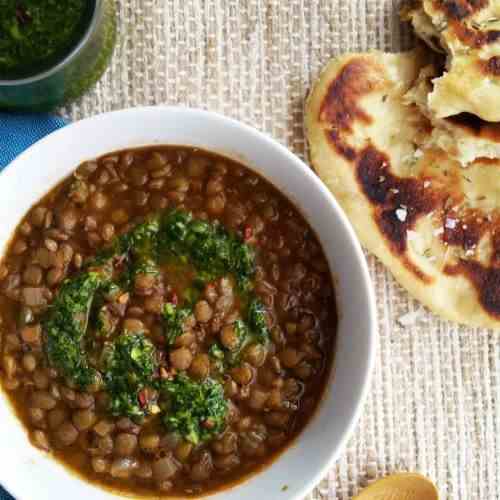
[[0, 0, 101, 86]]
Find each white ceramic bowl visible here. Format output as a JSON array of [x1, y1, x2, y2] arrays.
[[0, 107, 376, 500]]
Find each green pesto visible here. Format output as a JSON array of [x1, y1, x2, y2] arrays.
[[43, 210, 264, 383], [162, 295, 270, 366], [125, 217, 162, 287], [158, 210, 256, 291], [162, 303, 194, 346], [91, 282, 123, 339], [247, 298, 271, 343], [217, 298, 270, 367], [0, 0, 93, 79], [182, 283, 203, 305], [93, 304, 118, 339], [41, 208, 265, 438], [208, 343, 226, 374], [103, 332, 158, 420], [90, 216, 161, 267], [159, 374, 228, 444], [91, 209, 255, 291], [43, 270, 108, 388], [224, 320, 251, 364], [89, 216, 161, 289]]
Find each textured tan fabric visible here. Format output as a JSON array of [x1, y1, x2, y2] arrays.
[[61, 1, 500, 498]]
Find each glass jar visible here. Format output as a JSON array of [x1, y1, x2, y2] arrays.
[[0, 0, 116, 112]]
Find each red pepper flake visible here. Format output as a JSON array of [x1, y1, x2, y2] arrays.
[[138, 389, 147, 407], [244, 225, 253, 241], [169, 292, 178, 305], [202, 418, 215, 429]]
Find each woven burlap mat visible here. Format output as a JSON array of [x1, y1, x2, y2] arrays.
[[62, 1, 500, 498]]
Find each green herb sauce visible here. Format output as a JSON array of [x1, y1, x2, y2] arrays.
[[162, 303, 194, 346], [103, 332, 158, 420], [0, 0, 94, 79], [43, 269, 108, 388], [160, 375, 228, 445], [208, 298, 270, 368], [41, 208, 270, 442]]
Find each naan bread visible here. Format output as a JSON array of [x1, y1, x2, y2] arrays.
[[305, 49, 500, 329], [401, 2, 443, 53], [403, 0, 500, 122], [405, 63, 500, 165]]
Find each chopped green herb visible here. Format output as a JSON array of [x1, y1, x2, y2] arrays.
[[43, 271, 107, 388], [160, 374, 228, 444], [247, 298, 270, 343], [182, 285, 201, 305], [103, 332, 158, 419], [159, 209, 193, 255], [89, 217, 160, 269], [208, 342, 227, 373], [233, 320, 248, 350], [133, 257, 160, 277], [42, 208, 261, 419], [94, 305, 118, 339], [90, 281, 122, 338], [128, 217, 161, 249], [162, 303, 193, 345], [0, 0, 93, 79], [88, 210, 255, 291], [182, 278, 205, 306], [219, 298, 270, 366], [159, 210, 256, 290], [126, 218, 162, 280], [209, 343, 225, 360], [225, 320, 251, 366]]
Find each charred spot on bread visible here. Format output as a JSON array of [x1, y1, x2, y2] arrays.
[[435, 0, 487, 21], [446, 261, 500, 318], [356, 146, 440, 282], [319, 58, 379, 134], [452, 23, 500, 48], [482, 55, 500, 76], [446, 113, 500, 141]]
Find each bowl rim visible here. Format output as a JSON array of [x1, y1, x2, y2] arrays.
[[0, 106, 377, 500]]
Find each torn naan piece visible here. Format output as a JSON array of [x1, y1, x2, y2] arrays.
[[305, 50, 500, 329], [405, 63, 500, 165], [403, 0, 500, 122]]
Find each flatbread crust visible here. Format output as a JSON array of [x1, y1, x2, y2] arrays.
[[305, 49, 500, 329], [405, 63, 500, 165], [404, 0, 500, 122]]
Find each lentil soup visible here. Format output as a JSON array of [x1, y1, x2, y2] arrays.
[[0, 147, 336, 497]]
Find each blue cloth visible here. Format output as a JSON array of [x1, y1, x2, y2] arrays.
[[0, 113, 67, 171], [0, 113, 67, 500], [0, 486, 13, 500]]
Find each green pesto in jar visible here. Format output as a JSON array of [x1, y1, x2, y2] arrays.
[[0, 0, 95, 79]]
